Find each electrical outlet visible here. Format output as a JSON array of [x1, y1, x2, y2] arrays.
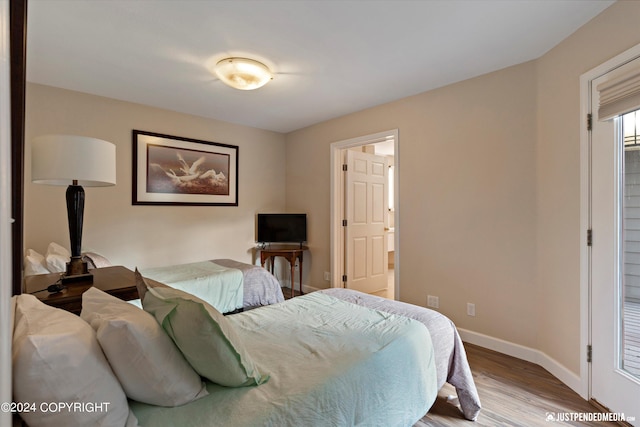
[[467, 303, 476, 317], [427, 295, 439, 309], [323, 271, 331, 281]]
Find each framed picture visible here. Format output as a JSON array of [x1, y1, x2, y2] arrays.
[[132, 130, 238, 206]]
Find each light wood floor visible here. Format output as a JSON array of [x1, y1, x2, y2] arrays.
[[418, 343, 611, 426]]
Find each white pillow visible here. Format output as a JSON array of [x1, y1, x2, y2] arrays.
[[12, 294, 138, 427], [46, 241, 70, 257], [81, 287, 208, 406], [45, 242, 70, 272], [24, 249, 50, 276]]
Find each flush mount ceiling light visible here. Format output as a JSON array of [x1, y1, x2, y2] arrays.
[[214, 57, 273, 90]]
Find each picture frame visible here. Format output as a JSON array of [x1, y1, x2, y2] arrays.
[[132, 130, 238, 206]]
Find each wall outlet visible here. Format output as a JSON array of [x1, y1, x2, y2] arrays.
[[427, 295, 439, 309], [467, 303, 476, 317], [324, 271, 331, 281]]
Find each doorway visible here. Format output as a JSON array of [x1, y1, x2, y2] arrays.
[[330, 130, 399, 300], [582, 45, 640, 421]]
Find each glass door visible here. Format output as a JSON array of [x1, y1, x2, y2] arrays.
[[591, 67, 640, 423], [621, 110, 640, 380]]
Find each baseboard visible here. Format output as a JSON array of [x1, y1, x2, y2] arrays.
[[458, 328, 583, 396], [280, 283, 322, 294], [302, 284, 322, 293]]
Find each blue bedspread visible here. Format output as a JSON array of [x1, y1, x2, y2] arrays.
[[130, 292, 437, 426]]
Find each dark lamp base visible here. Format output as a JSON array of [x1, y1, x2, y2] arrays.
[[62, 257, 93, 284]]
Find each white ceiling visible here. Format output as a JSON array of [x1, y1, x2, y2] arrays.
[[26, 0, 614, 133]]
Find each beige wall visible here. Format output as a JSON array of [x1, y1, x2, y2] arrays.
[[535, 1, 640, 373], [25, 83, 286, 269], [286, 61, 539, 349], [286, 0, 640, 376]]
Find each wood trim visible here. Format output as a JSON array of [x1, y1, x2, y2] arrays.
[[9, 0, 26, 295], [588, 399, 634, 427]]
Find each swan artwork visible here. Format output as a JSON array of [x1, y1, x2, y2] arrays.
[[148, 150, 229, 195], [165, 153, 205, 183], [177, 152, 206, 177]]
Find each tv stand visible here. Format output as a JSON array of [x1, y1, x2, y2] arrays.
[[259, 245, 307, 299]]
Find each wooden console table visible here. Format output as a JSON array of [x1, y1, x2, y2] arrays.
[[260, 246, 306, 298], [24, 266, 139, 314]]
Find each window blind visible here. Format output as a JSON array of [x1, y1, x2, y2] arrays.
[[598, 60, 640, 121]]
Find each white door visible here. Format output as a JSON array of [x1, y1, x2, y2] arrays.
[[591, 58, 640, 424], [344, 149, 389, 296]]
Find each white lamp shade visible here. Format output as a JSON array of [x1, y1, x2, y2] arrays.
[[32, 135, 116, 186]]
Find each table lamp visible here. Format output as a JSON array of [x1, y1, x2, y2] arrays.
[[31, 135, 116, 283]]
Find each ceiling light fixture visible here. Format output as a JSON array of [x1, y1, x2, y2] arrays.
[[214, 57, 273, 90]]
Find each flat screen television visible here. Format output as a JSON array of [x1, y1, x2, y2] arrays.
[[257, 213, 307, 245]]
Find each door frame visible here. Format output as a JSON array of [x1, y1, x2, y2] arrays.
[[329, 129, 399, 297], [580, 42, 640, 400], [0, 0, 14, 423]]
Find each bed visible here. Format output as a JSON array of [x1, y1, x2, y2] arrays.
[[319, 288, 481, 421], [24, 246, 285, 313], [141, 260, 481, 421], [212, 258, 285, 309], [16, 255, 480, 424], [137, 259, 285, 313], [12, 287, 438, 427], [130, 291, 438, 426]]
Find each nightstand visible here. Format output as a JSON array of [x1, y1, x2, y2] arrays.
[[24, 266, 139, 314], [259, 246, 307, 299]]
